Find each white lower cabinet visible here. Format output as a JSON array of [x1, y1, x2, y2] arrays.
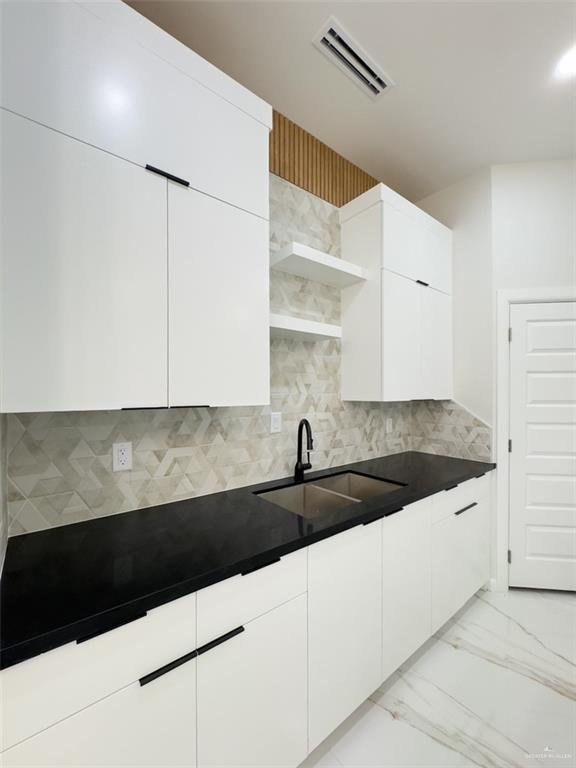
[[308, 521, 383, 752], [3, 658, 197, 768], [197, 593, 308, 767], [1, 478, 494, 767], [382, 497, 432, 681], [431, 485, 491, 632]]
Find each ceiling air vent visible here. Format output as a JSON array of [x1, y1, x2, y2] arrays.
[[313, 18, 394, 99]]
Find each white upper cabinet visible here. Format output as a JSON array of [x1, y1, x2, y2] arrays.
[[340, 183, 453, 402], [421, 287, 453, 400], [0, 0, 270, 218], [342, 184, 452, 294], [0, 0, 271, 412], [1, 110, 168, 413], [168, 185, 269, 407], [418, 218, 452, 295], [381, 271, 422, 401]]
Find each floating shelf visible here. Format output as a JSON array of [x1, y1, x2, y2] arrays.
[[270, 313, 342, 342], [270, 242, 368, 289]]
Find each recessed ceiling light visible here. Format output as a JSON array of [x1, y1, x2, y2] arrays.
[[555, 45, 576, 79]]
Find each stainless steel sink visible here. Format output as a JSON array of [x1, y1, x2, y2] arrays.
[[257, 472, 403, 518], [311, 472, 403, 501], [258, 483, 359, 519]]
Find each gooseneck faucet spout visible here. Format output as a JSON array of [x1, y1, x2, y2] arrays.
[[294, 418, 314, 483]]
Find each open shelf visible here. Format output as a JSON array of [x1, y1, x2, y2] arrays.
[[270, 313, 342, 342], [270, 242, 367, 289]]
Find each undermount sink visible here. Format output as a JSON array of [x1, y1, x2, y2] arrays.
[[257, 472, 404, 519], [258, 482, 359, 519], [311, 472, 403, 501]]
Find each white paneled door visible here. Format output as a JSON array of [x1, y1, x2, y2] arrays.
[[509, 302, 576, 590]]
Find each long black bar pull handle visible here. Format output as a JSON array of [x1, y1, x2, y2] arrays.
[[454, 502, 478, 517], [139, 648, 198, 686], [196, 625, 245, 657], [139, 626, 245, 686], [145, 164, 190, 188]]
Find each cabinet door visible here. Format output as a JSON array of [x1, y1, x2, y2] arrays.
[[381, 270, 422, 401], [382, 202, 420, 282], [431, 496, 491, 632], [421, 286, 453, 400], [382, 498, 432, 681], [3, 662, 197, 767], [417, 220, 452, 294], [197, 594, 307, 768], [1, 1, 269, 217], [308, 522, 383, 752], [1, 110, 168, 412], [168, 185, 269, 407]]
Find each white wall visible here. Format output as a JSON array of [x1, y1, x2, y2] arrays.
[[419, 158, 575, 427], [492, 159, 575, 291], [419, 169, 493, 426]]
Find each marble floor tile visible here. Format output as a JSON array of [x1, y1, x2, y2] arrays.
[[300, 589, 576, 768]]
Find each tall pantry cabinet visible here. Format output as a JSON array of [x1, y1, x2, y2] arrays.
[[0, 0, 271, 412]]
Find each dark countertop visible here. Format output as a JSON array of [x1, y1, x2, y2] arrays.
[[0, 451, 495, 669]]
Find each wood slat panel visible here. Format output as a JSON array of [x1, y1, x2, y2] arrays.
[[270, 111, 378, 207]]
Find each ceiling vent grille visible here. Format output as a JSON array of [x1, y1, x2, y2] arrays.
[[313, 18, 393, 99]]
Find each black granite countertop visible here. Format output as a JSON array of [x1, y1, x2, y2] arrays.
[[0, 451, 495, 669]]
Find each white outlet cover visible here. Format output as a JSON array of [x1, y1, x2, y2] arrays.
[[270, 412, 282, 433], [113, 441, 133, 472]]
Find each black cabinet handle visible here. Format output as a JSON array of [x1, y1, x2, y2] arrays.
[[363, 514, 385, 526], [197, 625, 245, 657], [145, 164, 190, 187], [139, 626, 245, 686], [77, 611, 147, 644], [455, 502, 478, 517], [241, 557, 280, 576], [139, 648, 197, 687], [416, 279, 430, 287]]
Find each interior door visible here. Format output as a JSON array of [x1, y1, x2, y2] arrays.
[[168, 184, 269, 407], [509, 301, 576, 590]]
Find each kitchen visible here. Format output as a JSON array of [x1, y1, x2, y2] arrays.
[[0, 1, 574, 767]]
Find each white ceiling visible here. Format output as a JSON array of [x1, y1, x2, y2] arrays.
[[129, 1, 575, 201]]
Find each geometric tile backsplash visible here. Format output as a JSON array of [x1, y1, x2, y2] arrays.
[[5, 175, 492, 536]]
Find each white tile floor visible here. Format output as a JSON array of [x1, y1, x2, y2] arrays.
[[301, 589, 576, 768]]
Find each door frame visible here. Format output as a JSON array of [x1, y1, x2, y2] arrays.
[[494, 288, 576, 592]]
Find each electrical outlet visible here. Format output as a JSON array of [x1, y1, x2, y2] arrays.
[[270, 412, 282, 434], [113, 441, 133, 472], [386, 418, 393, 434]]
